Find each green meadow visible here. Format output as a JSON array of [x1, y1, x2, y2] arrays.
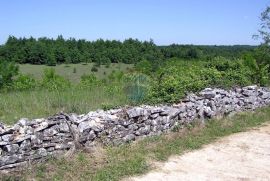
[[19, 63, 133, 82]]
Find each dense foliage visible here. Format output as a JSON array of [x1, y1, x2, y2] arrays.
[[0, 36, 255, 66], [0, 36, 163, 65], [0, 54, 269, 105], [160, 44, 255, 60], [145, 57, 268, 103]]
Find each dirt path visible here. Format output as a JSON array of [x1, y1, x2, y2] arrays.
[[126, 123, 270, 181]]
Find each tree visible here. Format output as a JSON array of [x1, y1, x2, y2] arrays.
[[0, 36, 255, 66], [69, 48, 81, 63], [46, 51, 57, 66], [254, 6, 270, 45], [240, 6, 270, 85], [0, 59, 19, 88], [135, 59, 152, 75], [253, 6, 270, 74]]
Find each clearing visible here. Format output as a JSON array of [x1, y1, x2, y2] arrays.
[[127, 123, 270, 181], [19, 63, 133, 82]]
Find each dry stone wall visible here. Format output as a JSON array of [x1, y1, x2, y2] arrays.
[[1, 85, 270, 170]]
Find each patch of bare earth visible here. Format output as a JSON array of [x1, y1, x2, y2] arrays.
[[125, 123, 270, 181]]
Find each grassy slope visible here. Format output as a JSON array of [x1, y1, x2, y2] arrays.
[[2, 106, 270, 181], [19, 63, 133, 82]]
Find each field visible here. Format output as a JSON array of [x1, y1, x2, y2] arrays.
[[0, 56, 268, 125], [0, 63, 134, 124], [19, 63, 133, 82], [0, 87, 129, 125]]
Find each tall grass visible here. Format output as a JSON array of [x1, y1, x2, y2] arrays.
[[0, 86, 128, 125]]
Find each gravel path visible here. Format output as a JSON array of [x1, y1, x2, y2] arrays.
[[126, 123, 270, 181]]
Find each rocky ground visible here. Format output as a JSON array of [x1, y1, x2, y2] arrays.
[[126, 123, 270, 181]]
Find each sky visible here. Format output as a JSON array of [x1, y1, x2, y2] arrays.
[[0, 0, 269, 45]]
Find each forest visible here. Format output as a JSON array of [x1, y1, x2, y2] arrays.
[[0, 36, 256, 65]]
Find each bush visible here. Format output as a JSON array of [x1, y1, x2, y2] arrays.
[[206, 57, 254, 88], [135, 59, 152, 75], [0, 60, 18, 89], [73, 67, 77, 73], [242, 52, 270, 86], [91, 66, 98, 72], [41, 68, 71, 90], [147, 65, 221, 103], [78, 74, 100, 89], [108, 70, 124, 82], [46, 54, 57, 66], [146, 58, 262, 103], [12, 74, 37, 91], [105, 63, 110, 68]]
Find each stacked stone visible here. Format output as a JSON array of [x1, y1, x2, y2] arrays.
[[0, 85, 270, 170], [0, 114, 74, 170]]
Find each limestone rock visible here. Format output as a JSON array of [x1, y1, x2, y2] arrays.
[[200, 88, 216, 99], [127, 107, 149, 118], [123, 134, 136, 142], [1, 134, 14, 142], [3, 144, 20, 154]]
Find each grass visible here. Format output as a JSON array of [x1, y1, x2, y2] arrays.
[[2, 106, 270, 181], [0, 62, 134, 124], [0, 62, 137, 124], [0, 85, 129, 125], [18, 63, 133, 83]]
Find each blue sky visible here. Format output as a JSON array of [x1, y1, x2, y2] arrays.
[[0, 0, 269, 45]]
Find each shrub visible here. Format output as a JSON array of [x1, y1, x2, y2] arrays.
[[41, 68, 70, 90], [91, 66, 98, 72], [73, 67, 77, 73], [147, 65, 221, 103], [242, 52, 270, 86], [108, 70, 124, 82], [0, 60, 19, 89], [78, 74, 100, 88], [12, 74, 37, 91], [135, 59, 152, 75], [205, 57, 256, 87], [46, 54, 57, 66], [146, 58, 261, 103], [105, 63, 110, 68]]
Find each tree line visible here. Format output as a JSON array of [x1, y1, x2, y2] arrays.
[[0, 36, 256, 66]]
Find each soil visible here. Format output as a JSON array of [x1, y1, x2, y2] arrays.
[[126, 123, 270, 181]]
